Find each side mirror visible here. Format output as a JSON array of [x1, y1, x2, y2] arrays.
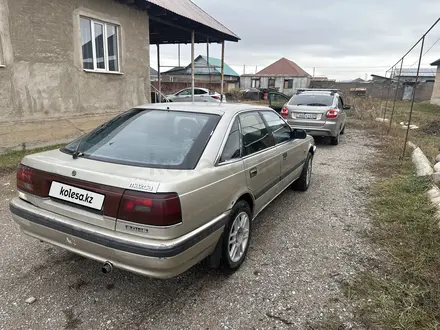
[[291, 129, 307, 139], [343, 105, 351, 110]]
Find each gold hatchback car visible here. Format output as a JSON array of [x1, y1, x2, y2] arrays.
[[10, 103, 316, 278]]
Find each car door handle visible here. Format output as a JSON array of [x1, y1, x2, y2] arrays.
[[283, 152, 288, 160], [249, 168, 258, 178]]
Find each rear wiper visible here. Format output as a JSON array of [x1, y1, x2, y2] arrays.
[[72, 113, 124, 159]]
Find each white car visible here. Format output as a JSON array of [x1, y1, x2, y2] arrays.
[[166, 87, 226, 102]]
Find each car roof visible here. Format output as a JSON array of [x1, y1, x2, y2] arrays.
[[181, 87, 209, 91], [134, 102, 272, 116]]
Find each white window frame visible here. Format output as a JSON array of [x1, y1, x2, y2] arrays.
[[251, 78, 260, 88], [81, 17, 120, 73]]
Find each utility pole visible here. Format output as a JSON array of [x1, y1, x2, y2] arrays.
[[243, 64, 246, 75], [312, 67, 315, 78]]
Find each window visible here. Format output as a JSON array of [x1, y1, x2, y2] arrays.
[[338, 97, 343, 109], [239, 112, 274, 156], [288, 94, 334, 106], [261, 111, 291, 144], [194, 89, 207, 95], [284, 79, 293, 89], [269, 93, 289, 108], [220, 118, 241, 163], [251, 78, 261, 88], [80, 17, 119, 72], [177, 89, 191, 96], [63, 109, 220, 169], [268, 78, 275, 88]]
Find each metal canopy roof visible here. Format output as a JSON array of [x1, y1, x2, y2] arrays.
[[119, 0, 240, 44]]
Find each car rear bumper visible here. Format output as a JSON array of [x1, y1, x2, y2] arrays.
[[10, 197, 227, 278], [288, 121, 339, 137]]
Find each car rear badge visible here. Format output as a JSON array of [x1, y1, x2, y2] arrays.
[[72, 170, 77, 177]]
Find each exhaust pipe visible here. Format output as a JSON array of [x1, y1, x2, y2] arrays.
[[102, 261, 113, 274]]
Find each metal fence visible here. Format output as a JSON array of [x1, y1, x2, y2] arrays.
[[377, 18, 440, 158]]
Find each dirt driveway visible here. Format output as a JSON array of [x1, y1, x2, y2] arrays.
[[0, 130, 376, 330]]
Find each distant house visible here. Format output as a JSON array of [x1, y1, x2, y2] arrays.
[[240, 57, 310, 96], [393, 68, 436, 83], [393, 68, 436, 101], [311, 76, 335, 82], [161, 55, 240, 91], [150, 67, 158, 81], [430, 59, 440, 106], [371, 74, 391, 83]]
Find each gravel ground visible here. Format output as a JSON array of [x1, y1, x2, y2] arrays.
[[0, 129, 376, 330]]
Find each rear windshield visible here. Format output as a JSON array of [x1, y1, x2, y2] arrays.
[[289, 94, 334, 106], [63, 109, 220, 169]]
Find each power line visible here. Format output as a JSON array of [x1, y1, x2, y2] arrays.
[[408, 34, 440, 67], [388, 17, 440, 71]]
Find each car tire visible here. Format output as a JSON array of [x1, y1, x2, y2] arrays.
[[292, 152, 313, 191], [221, 200, 252, 270], [330, 133, 340, 145]]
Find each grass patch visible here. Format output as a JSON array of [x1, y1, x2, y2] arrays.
[[342, 144, 440, 329], [347, 97, 440, 162], [0, 144, 65, 174]]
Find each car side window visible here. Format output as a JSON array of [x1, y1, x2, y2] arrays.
[[219, 118, 241, 163], [194, 89, 205, 95], [178, 89, 191, 96], [270, 93, 288, 107], [239, 112, 274, 156], [261, 111, 291, 144], [338, 97, 343, 109]]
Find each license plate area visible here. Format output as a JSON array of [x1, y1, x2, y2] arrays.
[[295, 113, 318, 119], [49, 181, 105, 211]]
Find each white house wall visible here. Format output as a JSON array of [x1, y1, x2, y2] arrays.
[[240, 76, 310, 95]]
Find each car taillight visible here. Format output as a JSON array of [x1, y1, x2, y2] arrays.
[[118, 190, 182, 226], [281, 107, 289, 118], [17, 164, 36, 194], [325, 109, 339, 119], [211, 95, 220, 100]]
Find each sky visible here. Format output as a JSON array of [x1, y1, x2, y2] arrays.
[[150, 0, 440, 81]]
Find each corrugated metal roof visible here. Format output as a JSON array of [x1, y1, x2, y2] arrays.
[[161, 56, 239, 76], [431, 58, 440, 66], [256, 58, 309, 77], [394, 68, 436, 77], [150, 67, 158, 76], [200, 56, 239, 76], [147, 0, 239, 40]]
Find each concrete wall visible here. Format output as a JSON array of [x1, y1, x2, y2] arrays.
[[311, 81, 434, 101], [240, 76, 310, 96], [431, 66, 440, 106], [0, 0, 150, 123]]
